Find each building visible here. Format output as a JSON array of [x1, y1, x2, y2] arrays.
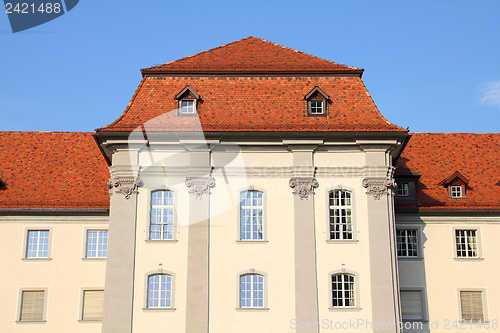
[[0, 37, 498, 333]]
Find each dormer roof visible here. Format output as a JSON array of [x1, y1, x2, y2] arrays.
[[438, 171, 470, 187]]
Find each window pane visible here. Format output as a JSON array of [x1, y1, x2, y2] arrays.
[[329, 191, 353, 240], [240, 191, 263, 240], [150, 191, 174, 240], [332, 274, 355, 307], [240, 274, 264, 308], [26, 230, 49, 258], [147, 274, 172, 308]]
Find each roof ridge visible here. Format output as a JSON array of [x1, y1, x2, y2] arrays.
[[141, 37, 362, 73]]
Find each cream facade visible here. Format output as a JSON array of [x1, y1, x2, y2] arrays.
[[1, 37, 499, 333]]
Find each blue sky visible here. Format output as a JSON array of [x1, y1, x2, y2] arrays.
[[1, 0, 500, 133]]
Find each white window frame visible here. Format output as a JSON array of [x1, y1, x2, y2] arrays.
[[236, 269, 268, 310], [397, 182, 409, 197], [457, 288, 488, 323], [450, 185, 463, 198], [23, 228, 52, 260], [455, 229, 479, 258], [85, 230, 108, 258], [143, 272, 175, 310], [148, 189, 176, 241], [17, 288, 48, 323], [239, 189, 264, 241], [179, 99, 197, 114], [396, 229, 419, 258], [328, 189, 354, 241], [309, 100, 324, 114], [331, 273, 356, 308]]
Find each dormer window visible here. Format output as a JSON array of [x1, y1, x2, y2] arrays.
[[450, 185, 463, 198], [438, 171, 469, 199], [175, 85, 200, 116], [180, 100, 196, 114], [397, 183, 409, 197], [305, 86, 329, 117]]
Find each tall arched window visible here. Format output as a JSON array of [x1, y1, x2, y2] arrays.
[[331, 273, 355, 307], [240, 190, 263, 240], [329, 190, 352, 240], [150, 190, 174, 240], [147, 274, 172, 308], [240, 274, 264, 308]]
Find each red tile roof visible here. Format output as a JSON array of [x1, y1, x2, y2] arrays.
[[142, 37, 362, 74], [396, 133, 500, 212], [0, 132, 109, 210], [97, 76, 406, 133]]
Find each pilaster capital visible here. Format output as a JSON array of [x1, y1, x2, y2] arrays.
[[185, 177, 215, 200], [362, 177, 395, 200], [289, 177, 319, 200], [107, 177, 143, 199]]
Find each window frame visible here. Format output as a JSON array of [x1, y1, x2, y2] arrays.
[[396, 228, 421, 259], [326, 187, 357, 243], [453, 228, 482, 259], [450, 185, 464, 198], [84, 229, 108, 259], [178, 99, 197, 115], [457, 288, 488, 323], [143, 270, 176, 311], [400, 288, 427, 322], [305, 86, 329, 117], [79, 288, 105, 321], [329, 271, 359, 309], [17, 288, 48, 323], [238, 188, 266, 242], [22, 228, 52, 261], [397, 182, 409, 197], [147, 188, 177, 242], [236, 269, 268, 310]]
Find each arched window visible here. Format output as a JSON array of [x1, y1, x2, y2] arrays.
[[329, 190, 352, 240], [150, 190, 174, 240], [240, 274, 264, 308], [331, 273, 355, 307], [240, 190, 263, 240], [147, 274, 172, 308]]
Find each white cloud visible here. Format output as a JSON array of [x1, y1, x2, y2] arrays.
[[479, 81, 500, 107]]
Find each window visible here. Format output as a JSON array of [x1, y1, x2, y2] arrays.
[[329, 190, 353, 240], [450, 185, 463, 198], [150, 190, 174, 240], [19, 290, 45, 321], [240, 191, 263, 240], [397, 183, 409, 197], [401, 290, 424, 320], [82, 290, 104, 320], [310, 100, 324, 114], [305, 86, 329, 116], [86, 230, 108, 258], [180, 100, 196, 114], [26, 230, 49, 258], [456, 230, 478, 258], [240, 274, 264, 308], [332, 274, 355, 307], [175, 85, 200, 116], [396, 229, 418, 257], [460, 291, 484, 321], [147, 274, 172, 308]]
